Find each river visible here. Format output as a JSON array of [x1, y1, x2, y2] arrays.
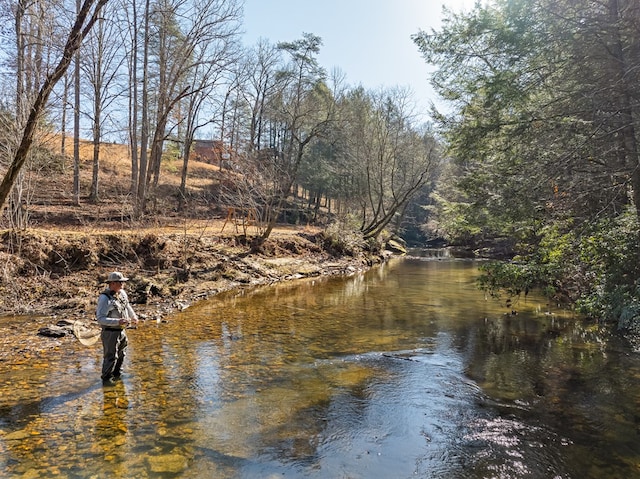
[[1, 256, 639, 478]]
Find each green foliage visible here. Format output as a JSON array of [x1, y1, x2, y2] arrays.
[[478, 210, 640, 328], [298, 138, 337, 197], [477, 222, 576, 302], [477, 260, 542, 301], [476, 224, 576, 302], [163, 142, 181, 162], [573, 209, 640, 326], [428, 191, 483, 244], [415, 0, 640, 237]]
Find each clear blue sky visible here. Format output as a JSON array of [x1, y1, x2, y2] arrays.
[[241, 0, 475, 120]]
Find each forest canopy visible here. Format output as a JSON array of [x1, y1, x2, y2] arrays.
[[413, 0, 640, 326]]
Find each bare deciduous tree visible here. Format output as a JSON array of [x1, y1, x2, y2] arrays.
[[340, 87, 439, 239], [259, 33, 336, 239], [134, 0, 241, 216], [176, 0, 242, 210]]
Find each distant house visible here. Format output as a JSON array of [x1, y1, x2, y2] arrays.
[[192, 140, 231, 165]]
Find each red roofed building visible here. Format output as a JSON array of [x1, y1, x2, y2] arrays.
[[192, 140, 232, 165]]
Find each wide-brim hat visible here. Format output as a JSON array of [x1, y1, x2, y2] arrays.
[[106, 271, 129, 282]]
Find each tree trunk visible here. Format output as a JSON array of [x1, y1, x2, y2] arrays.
[[73, 42, 81, 206], [15, 0, 25, 123], [61, 74, 69, 158], [178, 133, 194, 211], [129, 0, 139, 197], [72, 0, 82, 207], [135, 0, 151, 216], [608, 0, 640, 220], [90, 99, 101, 202]]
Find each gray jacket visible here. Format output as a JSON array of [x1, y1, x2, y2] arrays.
[[96, 289, 137, 328]]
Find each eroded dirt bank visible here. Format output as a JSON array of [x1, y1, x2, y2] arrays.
[[0, 227, 387, 362], [0, 228, 383, 346]]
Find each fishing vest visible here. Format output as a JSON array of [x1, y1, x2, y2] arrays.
[[101, 289, 131, 320]]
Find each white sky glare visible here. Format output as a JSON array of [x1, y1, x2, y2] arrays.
[[241, 0, 476, 118]]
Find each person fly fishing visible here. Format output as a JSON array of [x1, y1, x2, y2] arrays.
[[96, 272, 139, 386]]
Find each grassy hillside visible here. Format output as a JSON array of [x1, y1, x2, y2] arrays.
[[18, 135, 229, 232]]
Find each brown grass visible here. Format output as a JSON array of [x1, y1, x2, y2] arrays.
[[2, 134, 318, 240]]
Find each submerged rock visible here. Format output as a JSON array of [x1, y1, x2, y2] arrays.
[[37, 325, 68, 338], [146, 453, 189, 473]]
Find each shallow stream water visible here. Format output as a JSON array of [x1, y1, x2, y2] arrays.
[[1, 256, 640, 478]]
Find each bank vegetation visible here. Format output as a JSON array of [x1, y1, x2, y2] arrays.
[[414, 0, 640, 334]]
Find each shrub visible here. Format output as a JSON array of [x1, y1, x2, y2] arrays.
[[322, 216, 365, 256]]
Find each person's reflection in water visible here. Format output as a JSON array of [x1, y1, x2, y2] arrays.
[[95, 380, 130, 470]]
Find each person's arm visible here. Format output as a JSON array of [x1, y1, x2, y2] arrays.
[[126, 303, 138, 324], [96, 293, 121, 327]]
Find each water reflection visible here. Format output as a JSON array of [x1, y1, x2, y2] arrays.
[[1, 258, 639, 478]]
